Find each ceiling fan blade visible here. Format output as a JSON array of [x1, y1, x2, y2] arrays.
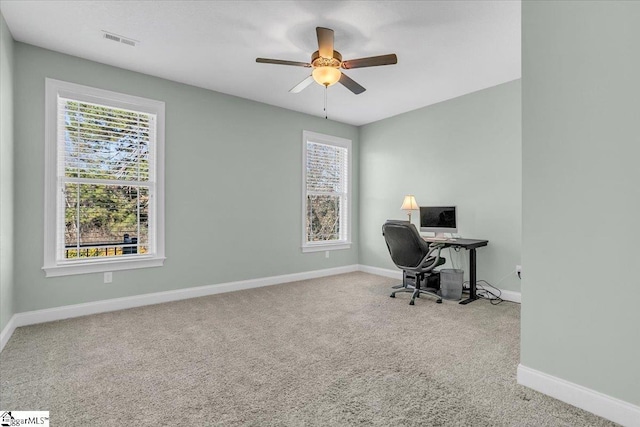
[[316, 27, 334, 58], [289, 75, 314, 93], [339, 72, 366, 95], [256, 58, 312, 67], [341, 54, 398, 69]]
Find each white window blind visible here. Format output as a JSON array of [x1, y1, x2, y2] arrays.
[[302, 131, 351, 251], [44, 79, 165, 277], [57, 98, 156, 261]]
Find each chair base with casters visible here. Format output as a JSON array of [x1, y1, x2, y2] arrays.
[[382, 220, 446, 306], [390, 271, 443, 305]]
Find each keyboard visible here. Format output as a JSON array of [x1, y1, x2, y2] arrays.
[[425, 237, 458, 242]]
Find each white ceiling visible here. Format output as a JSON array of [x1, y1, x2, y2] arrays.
[[1, 1, 521, 126]]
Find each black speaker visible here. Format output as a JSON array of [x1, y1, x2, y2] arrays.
[[403, 270, 440, 290], [426, 270, 441, 290]]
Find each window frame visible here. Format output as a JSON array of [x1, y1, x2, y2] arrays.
[[43, 78, 165, 277], [301, 130, 352, 253]]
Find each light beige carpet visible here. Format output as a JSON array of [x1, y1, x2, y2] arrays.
[[0, 272, 615, 426]]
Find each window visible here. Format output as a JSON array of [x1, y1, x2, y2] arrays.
[[302, 131, 351, 252], [43, 79, 165, 277]]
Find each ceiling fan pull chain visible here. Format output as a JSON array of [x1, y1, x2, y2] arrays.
[[324, 86, 328, 119]]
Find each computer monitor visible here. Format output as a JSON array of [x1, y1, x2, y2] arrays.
[[419, 206, 457, 237]]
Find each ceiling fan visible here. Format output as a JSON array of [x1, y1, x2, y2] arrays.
[[256, 27, 398, 95]]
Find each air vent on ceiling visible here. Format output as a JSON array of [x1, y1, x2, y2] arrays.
[[104, 33, 120, 42], [103, 31, 137, 47]]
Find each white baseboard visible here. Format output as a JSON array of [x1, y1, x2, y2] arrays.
[[0, 264, 359, 352], [518, 364, 640, 427], [358, 264, 522, 303], [0, 315, 17, 353], [358, 264, 402, 280], [498, 289, 521, 303]]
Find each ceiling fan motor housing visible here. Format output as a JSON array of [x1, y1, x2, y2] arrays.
[[311, 50, 342, 68]]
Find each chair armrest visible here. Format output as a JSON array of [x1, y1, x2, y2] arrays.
[[419, 244, 444, 271]]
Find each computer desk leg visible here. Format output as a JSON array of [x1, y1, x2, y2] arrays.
[[460, 248, 479, 305]]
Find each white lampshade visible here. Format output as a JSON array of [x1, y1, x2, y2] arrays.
[[400, 195, 419, 211]]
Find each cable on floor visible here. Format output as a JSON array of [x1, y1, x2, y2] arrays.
[[462, 270, 516, 305]]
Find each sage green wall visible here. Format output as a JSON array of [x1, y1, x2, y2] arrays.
[[0, 13, 15, 332], [13, 43, 359, 313], [522, 1, 640, 405], [359, 80, 522, 293]]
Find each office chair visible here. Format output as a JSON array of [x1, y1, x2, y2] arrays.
[[382, 220, 446, 305]]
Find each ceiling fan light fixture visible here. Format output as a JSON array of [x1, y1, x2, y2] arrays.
[[312, 66, 341, 87], [256, 27, 396, 95]]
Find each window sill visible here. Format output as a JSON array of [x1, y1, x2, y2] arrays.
[[43, 256, 165, 277], [301, 242, 352, 253]]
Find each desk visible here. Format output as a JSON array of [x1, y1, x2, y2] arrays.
[[422, 237, 489, 305]]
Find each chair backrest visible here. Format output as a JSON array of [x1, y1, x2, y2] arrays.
[[382, 220, 431, 269]]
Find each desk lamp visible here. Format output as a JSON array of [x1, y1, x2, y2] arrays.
[[401, 195, 419, 222]]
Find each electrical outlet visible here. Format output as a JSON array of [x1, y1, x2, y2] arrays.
[[516, 265, 522, 274], [325, 251, 330, 259], [104, 272, 112, 283]]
